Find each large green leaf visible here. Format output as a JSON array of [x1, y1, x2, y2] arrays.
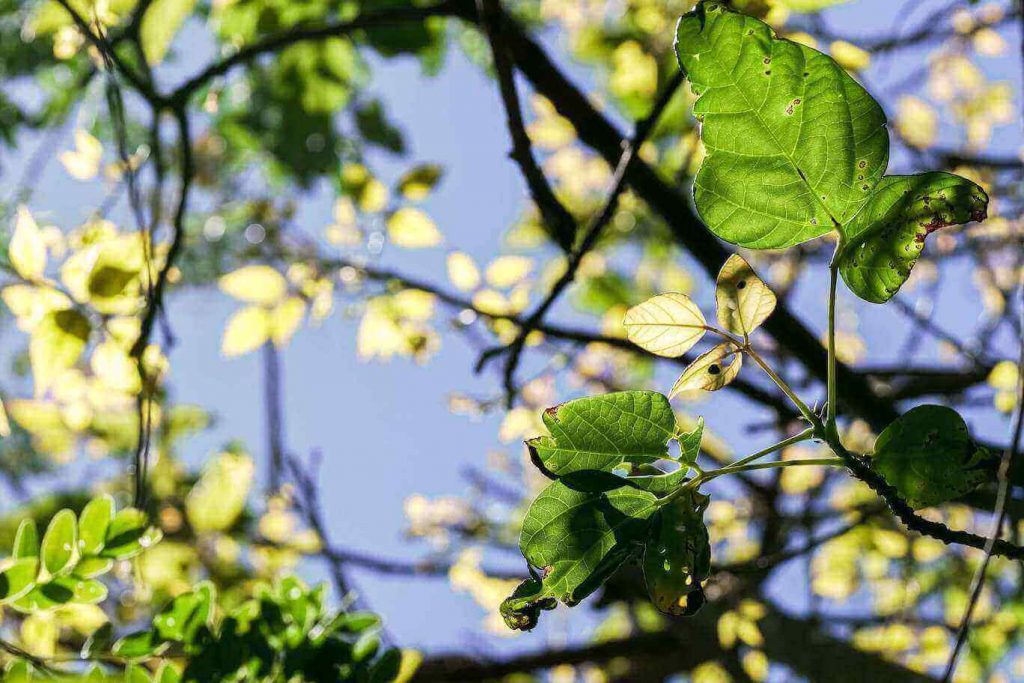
[[501, 473, 658, 629], [628, 418, 704, 495], [838, 173, 988, 303], [870, 405, 993, 508], [676, 1, 887, 248], [526, 391, 678, 478], [644, 491, 711, 616]]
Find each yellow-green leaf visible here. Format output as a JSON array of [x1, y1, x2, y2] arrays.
[[140, 0, 197, 65], [221, 306, 270, 357], [715, 255, 776, 338], [387, 208, 442, 248], [186, 451, 254, 533], [270, 297, 306, 347], [29, 309, 91, 396], [624, 293, 707, 358], [41, 509, 77, 577], [10, 207, 47, 281], [670, 343, 743, 397], [218, 265, 287, 306], [446, 252, 480, 291]]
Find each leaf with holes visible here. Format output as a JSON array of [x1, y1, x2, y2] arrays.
[[670, 343, 743, 397], [870, 405, 994, 508], [644, 491, 711, 616], [501, 473, 659, 630], [623, 293, 707, 358], [527, 391, 678, 478], [676, 1, 887, 248], [838, 173, 988, 303], [716, 255, 776, 337]]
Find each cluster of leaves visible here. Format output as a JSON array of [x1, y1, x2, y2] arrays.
[[500, 391, 710, 630], [499, 1, 998, 630], [104, 576, 405, 682], [0, 496, 159, 613]]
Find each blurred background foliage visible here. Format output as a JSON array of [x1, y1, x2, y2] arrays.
[[0, 0, 1019, 680]]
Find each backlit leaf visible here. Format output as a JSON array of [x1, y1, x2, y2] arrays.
[[644, 491, 711, 616], [387, 208, 442, 248], [871, 405, 993, 508], [140, 0, 197, 65], [30, 309, 90, 396], [78, 495, 114, 556], [13, 520, 39, 559], [715, 255, 776, 337], [186, 451, 254, 533], [446, 251, 480, 291], [270, 297, 306, 347], [670, 343, 742, 397], [10, 206, 47, 281], [397, 164, 443, 200], [219, 265, 287, 306], [221, 306, 270, 357], [502, 473, 658, 629], [101, 508, 153, 560], [40, 509, 77, 577], [59, 130, 103, 181], [623, 293, 707, 358], [485, 256, 533, 288], [0, 558, 39, 604], [676, 2, 887, 248], [526, 391, 677, 478], [838, 173, 988, 303]]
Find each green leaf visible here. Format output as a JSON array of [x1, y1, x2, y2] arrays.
[[153, 582, 214, 644], [126, 663, 154, 683], [643, 491, 711, 616], [0, 558, 39, 604], [74, 556, 114, 579], [838, 173, 988, 303], [676, 2, 887, 248], [156, 663, 182, 683], [515, 474, 658, 610], [82, 622, 113, 659], [40, 509, 77, 577], [13, 519, 39, 559], [29, 308, 90, 396], [112, 630, 164, 659], [627, 419, 704, 495], [78, 495, 115, 556], [140, 0, 198, 65], [101, 508, 152, 560], [526, 392, 678, 478], [870, 405, 994, 508]]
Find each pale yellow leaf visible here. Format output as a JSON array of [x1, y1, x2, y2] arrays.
[[140, 0, 197, 65], [830, 40, 870, 71], [2, 285, 72, 331], [623, 293, 707, 358], [446, 251, 480, 291], [10, 206, 47, 281], [670, 343, 742, 397], [0, 397, 10, 438], [91, 340, 141, 394], [186, 451, 254, 532], [387, 208, 442, 248], [219, 265, 287, 306], [716, 254, 776, 338], [30, 309, 91, 396], [59, 130, 103, 181], [270, 297, 306, 347], [485, 255, 533, 288], [221, 306, 270, 357]]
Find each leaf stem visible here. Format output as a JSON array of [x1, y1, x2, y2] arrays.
[[719, 427, 814, 472], [699, 457, 844, 484], [826, 244, 841, 440], [745, 346, 816, 424]]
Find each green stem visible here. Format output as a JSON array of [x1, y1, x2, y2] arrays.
[[826, 245, 840, 438], [745, 347, 816, 424], [721, 427, 814, 472], [699, 457, 844, 484]]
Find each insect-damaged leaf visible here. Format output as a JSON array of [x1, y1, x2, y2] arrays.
[[676, 2, 887, 248], [670, 343, 742, 397], [527, 391, 678, 478], [716, 255, 776, 338], [627, 418, 704, 495], [838, 173, 988, 303], [644, 491, 711, 616], [623, 293, 707, 358], [870, 405, 993, 508], [502, 473, 659, 630]]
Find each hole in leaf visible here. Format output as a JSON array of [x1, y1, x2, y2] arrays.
[[708, 364, 721, 376]]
